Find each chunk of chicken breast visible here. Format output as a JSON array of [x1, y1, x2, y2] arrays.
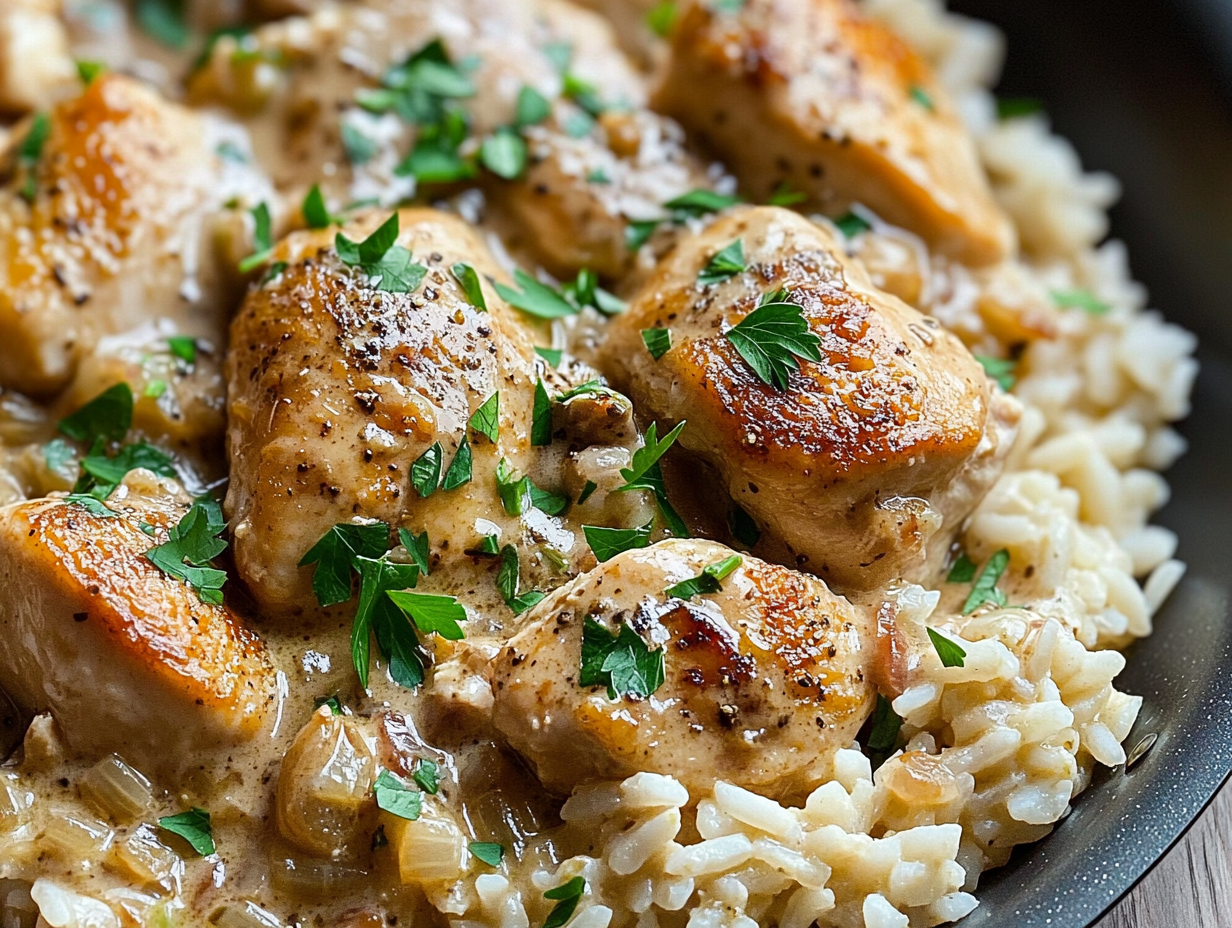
[[599, 207, 1020, 592], [190, 0, 713, 279], [651, 0, 1014, 266], [0, 480, 277, 775], [0, 0, 76, 114], [0, 75, 243, 396], [491, 538, 875, 799], [226, 207, 650, 618]]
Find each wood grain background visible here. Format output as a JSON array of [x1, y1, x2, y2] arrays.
[[1096, 782, 1231, 926]]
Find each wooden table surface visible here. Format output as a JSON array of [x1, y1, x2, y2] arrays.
[[1095, 781, 1231, 926]]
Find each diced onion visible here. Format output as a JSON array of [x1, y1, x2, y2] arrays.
[[110, 825, 182, 890], [268, 856, 369, 901], [387, 805, 466, 885], [80, 756, 152, 823], [41, 815, 113, 862]]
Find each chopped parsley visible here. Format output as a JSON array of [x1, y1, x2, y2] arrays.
[[767, 182, 807, 207], [494, 270, 578, 319], [909, 85, 935, 111], [59, 383, 133, 445], [387, 591, 467, 640], [144, 498, 228, 606], [469, 841, 504, 867], [411, 442, 444, 497], [542, 877, 587, 928], [238, 202, 273, 273], [398, 527, 431, 576], [580, 620, 664, 700], [625, 219, 660, 251], [374, 770, 422, 821], [724, 293, 822, 390], [515, 86, 552, 128], [962, 549, 1010, 614], [641, 328, 671, 360], [664, 554, 741, 600], [76, 60, 106, 85], [1051, 288, 1110, 315], [495, 459, 568, 517], [341, 124, 378, 165], [299, 522, 390, 607], [663, 188, 741, 221], [336, 213, 427, 293], [314, 694, 343, 715], [583, 523, 652, 562], [451, 262, 488, 310], [412, 759, 440, 794], [136, 0, 189, 49], [497, 545, 546, 615], [646, 0, 677, 36], [75, 442, 176, 499], [531, 381, 553, 446], [167, 336, 197, 366], [561, 268, 625, 315], [866, 694, 903, 759], [926, 627, 967, 668], [480, 128, 527, 179], [62, 494, 116, 518], [577, 480, 598, 505], [158, 808, 214, 856], [975, 354, 1017, 392], [698, 239, 746, 285], [302, 184, 341, 230], [467, 534, 501, 557], [946, 551, 977, 584], [832, 211, 871, 238], [18, 111, 50, 203], [996, 96, 1044, 120], [442, 437, 472, 490], [43, 437, 74, 475], [353, 555, 427, 689], [535, 346, 564, 366], [617, 420, 685, 492], [728, 504, 760, 548], [469, 393, 500, 443]]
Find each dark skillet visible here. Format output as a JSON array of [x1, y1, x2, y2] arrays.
[[942, 1, 1232, 924]]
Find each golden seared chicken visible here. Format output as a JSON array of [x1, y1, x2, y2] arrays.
[[491, 538, 875, 798], [652, 0, 1014, 266], [226, 207, 651, 616], [600, 207, 1020, 592], [0, 0, 76, 113], [190, 0, 714, 279], [0, 479, 277, 775], [0, 75, 244, 397]]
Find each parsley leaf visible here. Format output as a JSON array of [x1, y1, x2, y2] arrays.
[[664, 188, 740, 220], [618, 420, 686, 491], [314, 694, 343, 715], [451, 262, 487, 310], [302, 184, 341, 229], [698, 239, 745, 285], [59, 383, 133, 444], [542, 877, 587, 928], [469, 841, 504, 866], [625, 219, 660, 251], [18, 111, 50, 203], [646, 0, 677, 36], [341, 124, 378, 164], [531, 381, 553, 446], [299, 522, 390, 607], [398, 527, 431, 576], [43, 437, 75, 475], [412, 759, 440, 794], [497, 544, 546, 615], [442, 436, 473, 490], [494, 269, 578, 319], [767, 182, 807, 207], [577, 480, 598, 505], [238, 202, 273, 273], [1051, 288, 1110, 315], [62, 494, 116, 518], [909, 85, 935, 110], [353, 555, 424, 689], [728, 504, 760, 548], [469, 393, 500, 443], [975, 354, 1017, 392], [75, 441, 176, 499], [480, 127, 527, 179], [515, 86, 552, 128], [724, 296, 822, 390], [466, 534, 501, 557], [387, 591, 467, 640], [136, 0, 189, 49], [336, 214, 427, 294], [946, 551, 977, 584], [996, 96, 1044, 120], [76, 60, 106, 85], [158, 808, 214, 856], [580, 619, 664, 699], [495, 459, 567, 517], [144, 499, 228, 605], [664, 554, 741, 600], [962, 549, 1010, 614], [167, 336, 197, 366], [411, 443, 443, 497], [866, 693, 902, 756], [926, 627, 967, 668], [535, 346, 563, 366], [560, 268, 625, 315], [583, 522, 652, 562], [374, 770, 422, 821], [833, 211, 871, 238]]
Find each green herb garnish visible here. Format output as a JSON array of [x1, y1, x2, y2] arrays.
[[299, 522, 390, 608], [18, 111, 50, 203], [728, 504, 760, 548], [962, 549, 1010, 614], [532, 381, 553, 446], [515, 86, 552, 128], [698, 239, 745, 285], [76, 60, 106, 85], [646, 0, 677, 36], [158, 808, 214, 856], [833, 211, 871, 238], [469, 841, 504, 866], [583, 523, 652, 562], [144, 498, 228, 605], [580, 620, 664, 699], [167, 336, 197, 365], [469, 393, 500, 443], [542, 877, 587, 928], [412, 759, 440, 794], [481, 128, 527, 179], [975, 354, 1017, 392], [663, 188, 740, 220], [238, 202, 273, 273], [866, 694, 902, 756], [641, 328, 671, 360], [387, 591, 467, 640], [411, 442, 443, 497], [724, 295, 822, 390], [767, 182, 807, 207], [442, 437, 472, 490], [59, 383, 133, 445], [909, 85, 935, 110], [927, 628, 967, 668], [335, 214, 427, 294], [996, 96, 1044, 120], [494, 269, 578, 319], [398, 527, 431, 576], [946, 551, 976, 584], [302, 184, 341, 230], [451, 262, 487, 310], [374, 770, 422, 821], [497, 545, 546, 615], [136, 0, 189, 49], [341, 124, 378, 165], [664, 555, 741, 600], [1051, 288, 1110, 315]]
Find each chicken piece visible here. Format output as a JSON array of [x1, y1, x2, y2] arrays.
[[599, 207, 1019, 592], [226, 207, 647, 617], [189, 0, 712, 279], [491, 538, 875, 798], [651, 0, 1014, 266], [0, 0, 76, 114], [0, 75, 244, 397], [0, 480, 277, 775]]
